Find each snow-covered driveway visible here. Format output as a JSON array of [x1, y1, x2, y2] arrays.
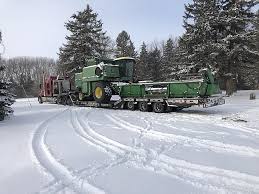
[[0, 91, 259, 194]]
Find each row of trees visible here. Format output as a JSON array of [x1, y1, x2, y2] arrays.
[[0, 57, 57, 98], [58, 1, 259, 90]]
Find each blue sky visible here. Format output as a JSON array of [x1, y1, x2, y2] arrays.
[[0, 0, 191, 58]]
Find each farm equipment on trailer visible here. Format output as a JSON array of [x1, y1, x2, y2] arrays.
[[38, 57, 225, 112]]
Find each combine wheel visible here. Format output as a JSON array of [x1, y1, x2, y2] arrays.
[[38, 96, 43, 104], [126, 101, 136, 111], [138, 102, 151, 112], [153, 102, 165, 113], [93, 82, 112, 103]]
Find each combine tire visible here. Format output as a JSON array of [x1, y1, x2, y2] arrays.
[[138, 102, 151, 112], [38, 96, 43, 104], [93, 82, 112, 103], [153, 102, 165, 113], [126, 101, 136, 111]]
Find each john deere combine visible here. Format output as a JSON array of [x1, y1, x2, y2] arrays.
[[39, 57, 225, 112]]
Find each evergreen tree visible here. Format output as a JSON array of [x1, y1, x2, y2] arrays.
[[219, 0, 259, 89], [162, 38, 178, 80], [181, 0, 222, 72], [136, 42, 149, 80], [181, 0, 258, 89], [147, 47, 162, 81], [58, 4, 108, 73], [115, 30, 136, 58], [0, 31, 15, 121]]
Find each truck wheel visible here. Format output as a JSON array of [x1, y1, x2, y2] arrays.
[[93, 82, 112, 103], [153, 102, 165, 113], [57, 96, 63, 105], [126, 101, 136, 110], [38, 96, 43, 104], [138, 102, 151, 112]]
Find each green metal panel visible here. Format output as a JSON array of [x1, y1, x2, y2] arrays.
[[82, 81, 91, 96], [119, 84, 143, 98], [82, 65, 120, 82], [75, 73, 82, 89]]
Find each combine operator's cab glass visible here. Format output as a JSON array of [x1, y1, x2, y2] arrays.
[[114, 58, 135, 82]]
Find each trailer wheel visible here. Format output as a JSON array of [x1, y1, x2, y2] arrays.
[[93, 82, 112, 103], [38, 96, 43, 104], [126, 101, 136, 111], [153, 102, 165, 113], [138, 102, 151, 112]]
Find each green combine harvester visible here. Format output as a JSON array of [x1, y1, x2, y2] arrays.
[[72, 57, 225, 113]]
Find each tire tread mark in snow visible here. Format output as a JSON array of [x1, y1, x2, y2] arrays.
[[32, 108, 105, 194], [106, 114, 259, 158], [74, 108, 259, 193]]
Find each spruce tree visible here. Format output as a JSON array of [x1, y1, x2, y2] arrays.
[[181, 0, 222, 72], [0, 31, 15, 121], [181, 0, 258, 89], [58, 4, 108, 73], [115, 31, 136, 58], [219, 0, 259, 89], [136, 42, 149, 80], [147, 47, 162, 81], [162, 38, 178, 80]]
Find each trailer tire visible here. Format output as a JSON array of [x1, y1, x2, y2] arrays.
[[38, 96, 43, 104], [153, 102, 165, 113], [93, 82, 112, 103], [126, 101, 136, 111], [138, 102, 151, 112]]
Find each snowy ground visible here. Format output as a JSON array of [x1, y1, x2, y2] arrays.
[[0, 90, 259, 194]]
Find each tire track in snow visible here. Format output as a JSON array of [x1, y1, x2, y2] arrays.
[[32, 108, 105, 194], [74, 108, 259, 193], [158, 112, 259, 137], [106, 114, 259, 158]]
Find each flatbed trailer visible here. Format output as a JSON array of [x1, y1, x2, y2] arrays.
[[64, 93, 225, 113]]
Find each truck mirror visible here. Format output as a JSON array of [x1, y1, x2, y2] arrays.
[[39, 84, 42, 89]]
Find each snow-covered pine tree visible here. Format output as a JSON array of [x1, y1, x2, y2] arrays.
[[135, 42, 149, 81], [256, 10, 259, 87], [0, 31, 15, 121], [58, 4, 109, 73], [161, 38, 178, 80], [147, 47, 162, 81], [115, 30, 136, 58], [219, 0, 259, 89], [181, 0, 222, 72]]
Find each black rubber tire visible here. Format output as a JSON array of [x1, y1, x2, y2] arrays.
[[66, 95, 73, 106], [57, 96, 63, 105], [38, 96, 43, 104], [153, 102, 165, 113], [126, 101, 136, 111], [138, 102, 151, 112], [93, 82, 112, 103]]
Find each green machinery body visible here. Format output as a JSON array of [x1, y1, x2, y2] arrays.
[[75, 57, 135, 101], [74, 56, 224, 111], [119, 69, 220, 99]]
